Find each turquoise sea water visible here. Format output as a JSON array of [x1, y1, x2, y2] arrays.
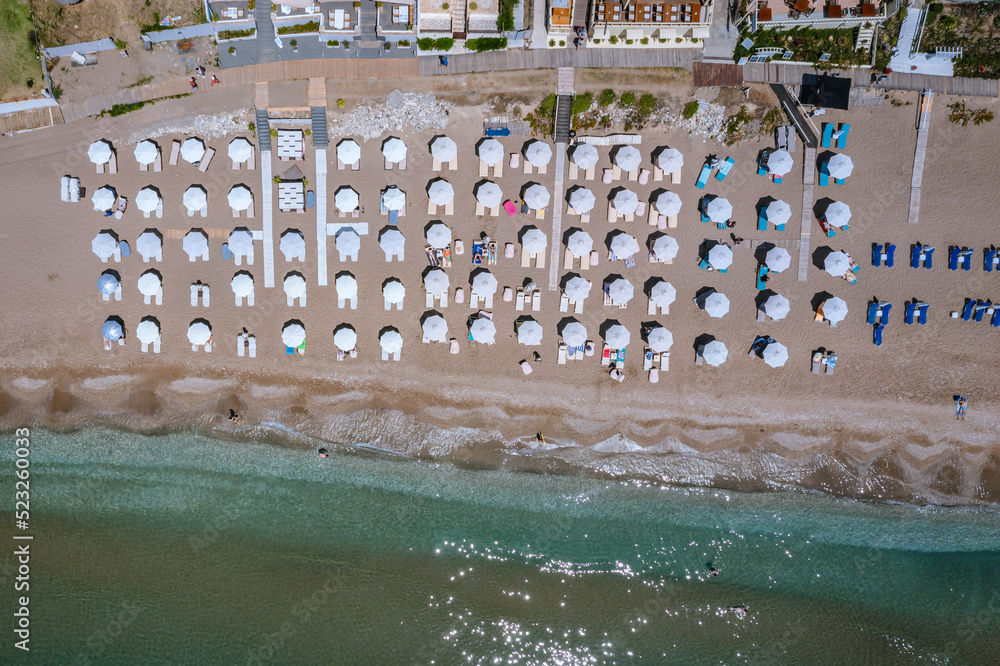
[[5, 428, 1000, 665]]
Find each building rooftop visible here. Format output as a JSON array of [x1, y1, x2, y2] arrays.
[[594, 0, 705, 24]]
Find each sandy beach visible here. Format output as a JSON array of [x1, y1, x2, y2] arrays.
[[1, 73, 999, 506]]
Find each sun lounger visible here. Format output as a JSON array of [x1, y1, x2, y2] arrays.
[[873, 244, 883, 267], [756, 265, 769, 290], [169, 140, 180, 166], [695, 163, 711, 189], [601, 343, 612, 366], [515, 288, 525, 311], [653, 166, 663, 182], [867, 302, 880, 325], [918, 303, 928, 325], [818, 163, 829, 186], [961, 248, 973, 271], [993, 309, 1000, 327], [715, 157, 734, 181], [560, 293, 569, 312], [884, 244, 895, 267], [975, 301, 991, 322], [949, 247, 961, 271], [905, 302, 917, 325], [911, 246, 922, 269], [962, 299, 976, 321], [837, 124, 851, 149], [821, 123, 834, 149], [532, 291, 541, 311], [880, 303, 891, 325], [986, 249, 996, 272], [558, 343, 567, 365], [825, 353, 837, 374], [695, 350, 704, 366], [873, 324, 884, 346], [812, 352, 823, 373], [197, 147, 214, 172], [924, 247, 934, 268], [757, 213, 768, 232]]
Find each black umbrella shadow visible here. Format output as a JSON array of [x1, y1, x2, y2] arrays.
[[812, 246, 835, 271]]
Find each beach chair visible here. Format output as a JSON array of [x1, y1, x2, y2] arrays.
[[695, 349, 704, 366], [867, 302, 880, 325], [812, 352, 823, 373], [695, 163, 711, 189], [873, 324, 884, 346], [821, 123, 834, 149], [905, 302, 917, 325], [671, 169, 680, 184], [169, 140, 180, 166], [818, 163, 829, 186], [975, 301, 991, 322], [758, 213, 767, 232], [248, 148, 255, 170], [515, 288, 525, 312], [559, 293, 569, 312], [993, 309, 1000, 327], [873, 244, 883, 267], [837, 124, 851, 149], [880, 303, 892, 325], [532, 291, 541, 311], [962, 299, 977, 321], [774, 174, 782, 184], [949, 247, 961, 271], [924, 247, 934, 268], [985, 249, 996, 272], [756, 265, 769, 290], [557, 343, 568, 365], [961, 248, 974, 271], [884, 244, 895, 267], [919, 303, 929, 325], [911, 245, 922, 269], [715, 157, 734, 181]]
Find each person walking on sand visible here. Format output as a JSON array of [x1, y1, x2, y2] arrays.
[[190, 77, 198, 91], [957, 396, 968, 420], [211, 74, 220, 86], [229, 409, 240, 424]]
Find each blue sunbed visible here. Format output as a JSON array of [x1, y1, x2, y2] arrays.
[[696, 163, 712, 189], [986, 249, 996, 272], [911, 245, 922, 268], [962, 299, 976, 321], [821, 123, 834, 149], [873, 244, 882, 267], [905, 302, 916, 325], [756, 265, 769, 290], [993, 309, 1000, 327], [715, 157, 735, 182], [835, 175, 846, 185], [975, 301, 992, 322], [286, 346, 296, 354], [758, 214, 767, 231], [775, 221, 785, 231], [119, 240, 130, 258], [867, 303, 879, 325], [962, 249, 973, 271], [698, 259, 712, 270], [837, 124, 851, 149], [949, 247, 960, 270], [222, 242, 232, 260], [389, 209, 399, 226], [774, 175, 783, 184], [851, 263, 860, 274], [881, 303, 892, 325], [873, 324, 884, 347], [701, 210, 710, 224], [758, 164, 767, 177], [818, 162, 829, 187], [919, 303, 929, 325], [924, 247, 934, 268], [885, 244, 895, 267]]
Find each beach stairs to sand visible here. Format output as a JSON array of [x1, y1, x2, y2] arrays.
[[554, 97, 572, 143], [451, 0, 467, 37], [310, 107, 329, 148], [356, 4, 382, 50], [255, 111, 271, 151]]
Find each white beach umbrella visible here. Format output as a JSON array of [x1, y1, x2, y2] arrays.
[[89, 140, 113, 165], [136, 187, 160, 213], [137, 271, 161, 296], [563, 276, 592, 302], [765, 199, 792, 227], [382, 186, 406, 211], [383, 279, 405, 304], [763, 341, 789, 368], [524, 140, 553, 167], [767, 150, 794, 176], [822, 297, 849, 324], [282, 323, 306, 348], [337, 139, 361, 165], [181, 137, 206, 164], [764, 293, 791, 320], [654, 190, 682, 216], [336, 273, 358, 298], [379, 228, 405, 256], [231, 272, 254, 297], [229, 229, 254, 256], [765, 247, 792, 273], [430, 136, 457, 163], [92, 187, 116, 211], [469, 318, 496, 344], [102, 319, 123, 341], [228, 185, 252, 211], [570, 143, 599, 169], [187, 321, 212, 346], [521, 227, 548, 254], [699, 290, 730, 318], [382, 137, 407, 164], [706, 197, 733, 223], [336, 229, 361, 256], [560, 321, 587, 348], [470, 182, 500, 210], [184, 186, 208, 212], [136, 231, 162, 261], [604, 324, 631, 349], [827, 154, 854, 180], [657, 147, 684, 173], [517, 319, 543, 346], [334, 326, 358, 351], [97, 273, 119, 295], [477, 138, 504, 165], [471, 270, 498, 297], [335, 187, 359, 213], [92, 232, 118, 259], [280, 231, 305, 261], [824, 251, 851, 277], [133, 140, 158, 165], [567, 187, 596, 213], [650, 235, 679, 262], [708, 243, 733, 270], [607, 278, 634, 304], [424, 269, 449, 295], [612, 188, 639, 215], [380, 329, 403, 354], [650, 280, 676, 309], [614, 145, 642, 172], [824, 201, 852, 228], [422, 315, 448, 343], [523, 184, 550, 210], [136, 319, 160, 344], [701, 340, 728, 366], [610, 232, 639, 258], [426, 222, 452, 250], [567, 230, 593, 257], [427, 179, 454, 206], [647, 327, 674, 353], [228, 137, 253, 164], [284, 273, 306, 298]]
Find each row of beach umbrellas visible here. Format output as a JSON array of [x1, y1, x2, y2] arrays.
[[91, 184, 253, 213]]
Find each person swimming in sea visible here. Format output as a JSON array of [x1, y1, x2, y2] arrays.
[[318, 448, 328, 459], [228, 409, 240, 424]]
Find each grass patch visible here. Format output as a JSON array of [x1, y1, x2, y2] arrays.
[[733, 26, 870, 68], [682, 100, 700, 119], [571, 92, 593, 114], [599, 88, 616, 106], [948, 101, 994, 126], [465, 37, 507, 52], [277, 21, 320, 34], [129, 74, 155, 87], [0, 0, 41, 102], [498, 0, 519, 31], [219, 28, 256, 40]]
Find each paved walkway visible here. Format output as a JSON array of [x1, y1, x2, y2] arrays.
[[316, 148, 329, 284], [260, 151, 276, 288], [798, 147, 816, 282], [419, 47, 699, 74], [702, 0, 737, 62], [908, 90, 933, 224], [530, 0, 550, 49], [888, 1, 957, 76], [549, 143, 567, 290]]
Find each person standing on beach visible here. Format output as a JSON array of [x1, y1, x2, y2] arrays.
[[957, 397, 968, 420], [190, 77, 198, 91]]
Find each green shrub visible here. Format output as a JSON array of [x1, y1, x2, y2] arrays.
[[640, 37, 649, 44], [417, 37, 434, 50], [113, 37, 127, 49], [549, 39, 555, 46], [465, 37, 507, 52], [682, 100, 699, 119], [559, 40, 565, 46], [537, 93, 557, 118], [25, 77, 34, 88], [219, 29, 256, 40], [675, 37, 683, 43], [498, 0, 518, 31], [571, 92, 593, 114], [399, 40, 410, 47], [620, 91, 637, 106], [249, 122, 256, 132], [608, 35, 618, 44], [277, 20, 320, 34], [939, 15, 957, 29], [625, 39, 634, 44], [228, 46, 236, 54], [435, 37, 454, 50], [290, 39, 298, 46], [638, 93, 656, 114], [929, 2, 943, 12], [599, 89, 616, 106], [691, 37, 699, 43], [470, 2, 477, 8], [98, 101, 149, 117], [52, 84, 63, 100], [327, 40, 339, 46], [337, 99, 345, 107], [593, 38, 601, 43]]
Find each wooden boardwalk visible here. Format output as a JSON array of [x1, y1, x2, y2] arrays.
[[693, 62, 744, 88], [549, 143, 567, 291], [419, 48, 699, 75], [0, 105, 64, 134], [798, 147, 816, 282], [909, 91, 933, 224]]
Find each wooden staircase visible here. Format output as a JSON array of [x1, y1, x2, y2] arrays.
[[452, 0, 466, 36]]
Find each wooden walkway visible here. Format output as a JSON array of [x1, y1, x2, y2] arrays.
[[418, 48, 699, 75], [693, 62, 743, 88], [316, 147, 329, 286], [909, 91, 933, 224], [549, 143, 567, 291], [260, 150, 276, 289], [798, 147, 817, 282], [0, 105, 64, 134]]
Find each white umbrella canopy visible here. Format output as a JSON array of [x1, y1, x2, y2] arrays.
[[134, 140, 158, 165], [282, 323, 306, 348], [181, 137, 206, 164], [89, 139, 113, 164], [650, 280, 676, 308], [422, 315, 448, 342], [136, 187, 160, 212], [824, 201, 852, 228], [187, 321, 212, 345], [423, 269, 449, 295], [517, 319, 543, 345], [427, 179, 454, 206], [763, 341, 789, 368], [654, 190, 682, 216], [560, 321, 587, 347], [337, 139, 361, 165], [523, 184, 550, 210], [379, 228, 405, 256], [764, 294, 791, 320], [136, 231, 162, 260], [700, 290, 730, 318], [425, 222, 452, 249], [382, 186, 406, 211], [97, 272, 119, 295], [765, 247, 792, 273], [567, 187, 596, 213], [471, 270, 498, 296], [607, 278, 634, 304], [706, 197, 733, 223], [767, 150, 794, 176], [474, 181, 502, 208], [92, 232, 118, 259], [708, 243, 733, 270], [570, 143, 599, 169], [524, 140, 553, 167], [821, 296, 848, 323], [567, 230, 593, 257], [335, 187, 360, 213], [604, 323, 631, 348], [383, 279, 405, 304], [280, 231, 305, 260], [283, 273, 306, 297], [521, 227, 548, 254], [184, 186, 208, 211], [657, 147, 684, 173], [137, 271, 161, 296], [336, 229, 361, 255], [469, 318, 496, 344], [228, 185, 252, 211], [136, 319, 160, 344], [765, 199, 792, 226], [336, 273, 358, 298], [827, 154, 854, 179], [92, 187, 116, 211], [229, 229, 254, 256], [228, 137, 253, 163], [102, 319, 123, 341], [610, 232, 639, 257], [651, 235, 679, 262], [647, 327, 673, 353], [333, 326, 358, 351], [380, 329, 403, 353], [612, 188, 639, 215], [477, 138, 504, 165], [430, 136, 457, 162], [563, 276, 592, 302], [824, 251, 851, 277], [382, 137, 407, 163], [231, 272, 254, 297], [701, 340, 728, 366], [614, 145, 642, 172]]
